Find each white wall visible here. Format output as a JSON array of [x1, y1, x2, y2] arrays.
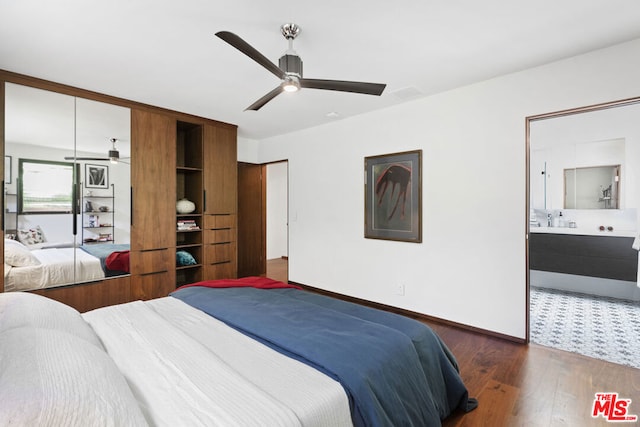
[[266, 161, 288, 260], [238, 38, 640, 339]]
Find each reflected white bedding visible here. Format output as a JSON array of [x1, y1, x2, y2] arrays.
[[4, 248, 105, 291], [83, 297, 352, 427]]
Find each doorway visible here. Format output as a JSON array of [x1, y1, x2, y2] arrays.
[[526, 99, 640, 369], [237, 161, 288, 280]]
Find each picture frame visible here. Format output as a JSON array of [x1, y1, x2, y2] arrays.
[[364, 150, 422, 242], [4, 156, 12, 184], [85, 163, 109, 189]]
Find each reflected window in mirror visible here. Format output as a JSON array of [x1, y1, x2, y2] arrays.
[[18, 159, 79, 214]]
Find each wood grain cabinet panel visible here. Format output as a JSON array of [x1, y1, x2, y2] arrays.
[[130, 109, 177, 298], [203, 124, 237, 215], [130, 248, 174, 275], [130, 271, 176, 301], [130, 109, 176, 251], [30, 276, 131, 313]]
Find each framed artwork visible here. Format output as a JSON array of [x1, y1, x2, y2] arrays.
[[364, 150, 422, 242], [4, 156, 11, 184], [85, 164, 109, 189]]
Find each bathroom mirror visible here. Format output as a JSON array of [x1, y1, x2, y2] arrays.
[[3, 82, 131, 292], [530, 104, 639, 211], [564, 164, 620, 209]]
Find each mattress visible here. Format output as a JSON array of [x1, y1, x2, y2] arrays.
[[83, 297, 352, 427]]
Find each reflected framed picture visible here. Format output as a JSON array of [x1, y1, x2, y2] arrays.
[[4, 156, 11, 184], [364, 150, 422, 242], [85, 164, 109, 189]]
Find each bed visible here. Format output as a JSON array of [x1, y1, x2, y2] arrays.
[[3, 239, 130, 291], [0, 277, 477, 426]]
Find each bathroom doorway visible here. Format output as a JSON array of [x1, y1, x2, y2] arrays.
[[526, 98, 640, 369]]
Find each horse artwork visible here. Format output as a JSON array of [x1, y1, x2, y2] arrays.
[[365, 150, 422, 242], [375, 164, 411, 221]]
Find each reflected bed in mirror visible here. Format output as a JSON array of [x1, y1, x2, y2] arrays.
[[3, 82, 131, 292], [4, 239, 130, 292]]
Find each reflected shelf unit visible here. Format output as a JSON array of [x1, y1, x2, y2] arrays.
[[82, 184, 115, 244]]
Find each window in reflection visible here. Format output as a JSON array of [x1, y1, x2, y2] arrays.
[[19, 159, 79, 213]]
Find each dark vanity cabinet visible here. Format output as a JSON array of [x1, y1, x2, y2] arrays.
[[529, 233, 638, 282]]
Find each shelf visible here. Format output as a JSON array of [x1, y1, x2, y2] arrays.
[[84, 226, 113, 229], [177, 243, 200, 249], [176, 264, 202, 271], [177, 166, 203, 173]]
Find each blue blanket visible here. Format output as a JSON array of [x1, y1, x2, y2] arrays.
[[171, 286, 475, 426]]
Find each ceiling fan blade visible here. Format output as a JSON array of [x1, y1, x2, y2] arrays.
[[216, 31, 286, 80], [300, 79, 386, 96], [64, 156, 109, 161], [245, 86, 283, 111]]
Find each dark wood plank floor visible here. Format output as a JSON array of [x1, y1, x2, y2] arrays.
[[265, 258, 640, 427]]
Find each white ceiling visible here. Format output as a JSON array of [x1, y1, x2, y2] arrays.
[[2, 0, 640, 141]]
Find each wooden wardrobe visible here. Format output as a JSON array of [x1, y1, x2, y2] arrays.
[[0, 70, 237, 311]]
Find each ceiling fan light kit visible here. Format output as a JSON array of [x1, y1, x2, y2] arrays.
[[64, 137, 123, 164], [215, 23, 386, 111]]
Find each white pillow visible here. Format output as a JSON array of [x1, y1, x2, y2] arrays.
[[3, 241, 40, 267], [0, 327, 148, 427], [0, 292, 103, 349], [16, 225, 47, 246]]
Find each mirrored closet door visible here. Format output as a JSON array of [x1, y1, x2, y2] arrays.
[[4, 82, 131, 292]]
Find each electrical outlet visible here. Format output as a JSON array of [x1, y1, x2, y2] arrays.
[[395, 284, 405, 296]]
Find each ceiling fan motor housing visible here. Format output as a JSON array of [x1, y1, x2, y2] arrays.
[[108, 149, 119, 160], [279, 54, 303, 77]]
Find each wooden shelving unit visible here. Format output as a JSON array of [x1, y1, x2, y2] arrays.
[[176, 121, 204, 286]]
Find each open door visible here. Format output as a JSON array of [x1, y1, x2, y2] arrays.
[[237, 162, 266, 277]]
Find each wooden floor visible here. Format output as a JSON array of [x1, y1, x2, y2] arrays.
[[265, 258, 640, 427]]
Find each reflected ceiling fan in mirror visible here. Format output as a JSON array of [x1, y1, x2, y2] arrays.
[[216, 23, 387, 111], [65, 138, 129, 164]]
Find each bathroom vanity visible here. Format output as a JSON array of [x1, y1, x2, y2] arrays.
[[529, 227, 639, 300], [529, 227, 637, 281]]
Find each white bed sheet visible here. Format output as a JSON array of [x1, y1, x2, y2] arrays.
[[83, 298, 352, 427], [3, 247, 105, 292]]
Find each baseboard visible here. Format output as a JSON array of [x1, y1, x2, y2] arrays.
[[291, 280, 526, 344]]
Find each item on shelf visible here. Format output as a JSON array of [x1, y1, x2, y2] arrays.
[[177, 219, 200, 231], [88, 215, 99, 228], [176, 250, 197, 266], [85, 200, 93, 212], [99, 206, 109, 212], [176, 198, 196, 214], [98, 233, 113, 242]]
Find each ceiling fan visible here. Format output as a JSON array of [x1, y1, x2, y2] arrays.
[[64, 138, 128, 164], [216, 24, 387, 111]]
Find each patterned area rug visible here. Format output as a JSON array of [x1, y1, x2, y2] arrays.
[[530, 286, 640, 369]]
